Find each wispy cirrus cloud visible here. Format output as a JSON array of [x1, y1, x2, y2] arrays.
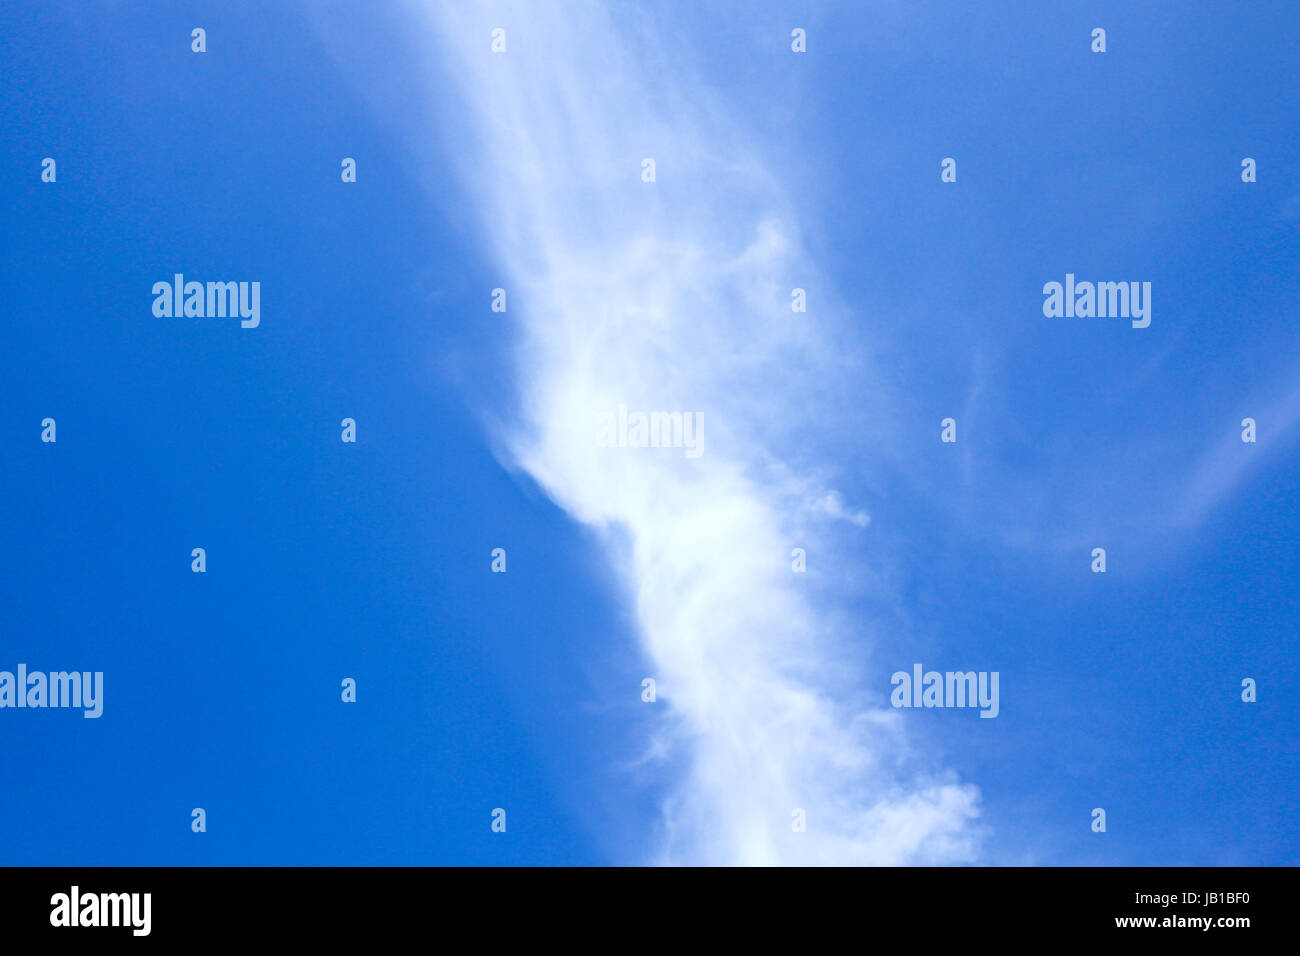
[[377, 0, 982, 864]]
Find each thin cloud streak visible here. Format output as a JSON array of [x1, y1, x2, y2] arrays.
[[411, 0, 980, 864]]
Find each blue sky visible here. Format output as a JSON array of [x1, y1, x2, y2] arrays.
[[1, 0, 1296, 865]]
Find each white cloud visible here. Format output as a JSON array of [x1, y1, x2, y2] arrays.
[[400, 0, 980, 864]]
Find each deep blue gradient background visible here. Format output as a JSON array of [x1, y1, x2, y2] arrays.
[[1, 1, 1296, 865], [1, 1, 658, 865]]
